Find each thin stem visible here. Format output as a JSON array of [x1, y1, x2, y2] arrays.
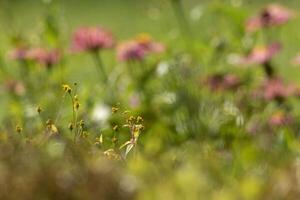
[[170, 0, 194, 47], [91, 51, 108, 84], [263, 62, 274, 78]]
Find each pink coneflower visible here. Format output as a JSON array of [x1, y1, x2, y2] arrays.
[[268, 111, 293, 127], [117, 34, 165, 62], [204, 73, 241, 91], [241, 43, 281, 65], [135, 34, 165, 54], [260, 78, 295, 101], [117, 41, 146, 62], [246, 4, 294, 32], [27, 48, 60, 68], [71, 27, 114, 52]]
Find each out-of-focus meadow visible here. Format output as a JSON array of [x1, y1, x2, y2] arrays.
[[1, 0, 300, 199]]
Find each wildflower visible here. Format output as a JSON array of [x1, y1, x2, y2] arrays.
[[246, 4, 294, 32], [259, 78, 296, 101], [240, 43, 281, 65], [135, 33, 165, 54], [15, 125, 23, 134], [204, 73, 241, 91], [268, 112, 293, 127], [71, 27, 114, 52], [117, 40, 146, 61], [111, 106, 119, 113], [68, 123, 74, 131], [26, 48, 60, 68], [117, 34, 165, 62], [62, 84, 72, 93], [36, 106, 42, 114]]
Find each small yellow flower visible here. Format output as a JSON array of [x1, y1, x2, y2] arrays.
[[62, 84, 72, 93]]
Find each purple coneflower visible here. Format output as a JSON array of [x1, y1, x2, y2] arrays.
[[72, 27, 114, 52], [27, 48, 60, 68], [117, 34, 165, 62], [241, 43, 281, 65], [246, 4, 294, 32], [260, 78, 295, 101], [71, 27, 115, 83]]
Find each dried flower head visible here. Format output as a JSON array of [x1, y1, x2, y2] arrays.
[[72, 27, 114, 52], [62, 84, 72, 93], [246, 4, 294, 32]]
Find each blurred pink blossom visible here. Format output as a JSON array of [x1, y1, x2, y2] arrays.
[[240, 43, 281, 65], [72, 27, 114, 52], [117, 41, 146, 62], [268, 112, 293, 127], [27, 48, 60, 67], [260, 78, 296, 101], [246, 4, 294, 32], [117, 34, 165, 62]]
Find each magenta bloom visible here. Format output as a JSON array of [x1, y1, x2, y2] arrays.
[[205, 73, 241, 91], [246, 4, 294, 32], [27, 48, 60, 67], [241, 43, 281, 65], [268, 112, 293, 127], [117, 41, 146, 62], [72, 27, 114, 52], [117, 35, 165, 62]]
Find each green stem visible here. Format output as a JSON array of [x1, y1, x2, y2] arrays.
[[170, 0, 194, 47], [91, 51, 108, 84]]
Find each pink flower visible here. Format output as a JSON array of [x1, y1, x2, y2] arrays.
[[204, 73, 241, 91], [27, 48, 60, 67], [246, 4, 294, 32], [72, 27, 114, 52], [259, 78, 295, 101], [135, 34, 165, 54], [117, 41, 146, 62], [268, 112, 293, 127], [117, 34, 165, 62], [241, 43, 281, 65]]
